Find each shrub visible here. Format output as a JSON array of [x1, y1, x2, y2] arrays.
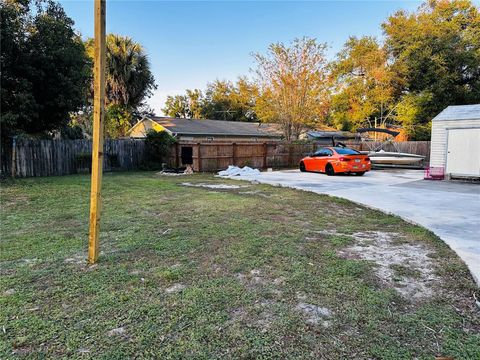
[[107, 154, 120, 169], [75, 153, 92, 173], [143, 130, 176, 169]]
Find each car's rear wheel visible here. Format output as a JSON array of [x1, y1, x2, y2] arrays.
[[355, 172, 365, 176], [299, 162, 306, 172], [325, 163, 335, 176]]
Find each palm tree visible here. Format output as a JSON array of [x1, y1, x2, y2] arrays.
[[85, 34, 156, 110]]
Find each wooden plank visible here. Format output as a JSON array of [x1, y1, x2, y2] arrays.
[[263, 143, 268, 168], [196, 143, 202, 172], [88, 0, 106, 264]]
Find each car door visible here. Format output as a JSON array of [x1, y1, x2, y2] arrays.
[[302, 152, 315, 171], [321, 148, 334, 172], [311, 148, 327, 172]]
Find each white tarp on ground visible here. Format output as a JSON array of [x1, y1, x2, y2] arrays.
[[218, 166, 261, 177]]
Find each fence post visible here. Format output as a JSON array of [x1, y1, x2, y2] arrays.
[[263, 143, 267, 169], [197, 143, 202, 172], [175, 142, 179, 169], [287, 143, 292, 167], [232, 143, 236, 166], [88, 0, 106, 265], [11, 137, 17, 177]]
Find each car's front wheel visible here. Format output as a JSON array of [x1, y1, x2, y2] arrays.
[[299, 162, 306, 172], [325, 163, 335, 176]]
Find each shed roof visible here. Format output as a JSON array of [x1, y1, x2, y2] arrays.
[[433, 104, 480, 121], [149, 117, 282, 138]]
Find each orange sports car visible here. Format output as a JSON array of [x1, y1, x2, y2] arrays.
[[299, 146, 371, 176]]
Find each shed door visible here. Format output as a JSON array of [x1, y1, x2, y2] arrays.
[[446, 128, 480, 177], [181, 146, 193, 165]]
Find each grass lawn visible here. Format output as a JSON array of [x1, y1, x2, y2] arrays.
[[1, 172, 479, 359]]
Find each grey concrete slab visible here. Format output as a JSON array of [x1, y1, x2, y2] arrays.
[[226, 169, 480, 284]]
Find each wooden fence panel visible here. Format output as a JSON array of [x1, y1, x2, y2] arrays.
[[0, 138, 431, 177], [0, 138, 146, 178], [182, 140, 431, 172]]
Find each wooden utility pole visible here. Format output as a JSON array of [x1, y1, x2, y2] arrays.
[[88, 0, 106, 264]]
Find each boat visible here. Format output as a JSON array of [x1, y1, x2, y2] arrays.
[[357, 128, 425, 168]]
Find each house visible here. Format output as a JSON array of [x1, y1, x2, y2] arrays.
[[129, 117, 283, 142], [430, 104, 480, 179]]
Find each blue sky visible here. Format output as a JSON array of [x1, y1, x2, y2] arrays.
[[59, 0, 422, 114]]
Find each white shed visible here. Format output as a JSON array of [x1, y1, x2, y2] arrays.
[[430, 104, 480, 179]]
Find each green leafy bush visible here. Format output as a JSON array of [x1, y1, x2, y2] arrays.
[[143, 130, 176, 170]]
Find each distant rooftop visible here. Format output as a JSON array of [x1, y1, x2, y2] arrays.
[[433, 104, 480, 121], [149, 117, 282, 138], [307, 131, 358, 140]]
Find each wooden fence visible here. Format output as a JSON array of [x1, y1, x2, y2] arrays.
[[0, 138, 430, 177], [1, 138, 145, 177], [172, 141, 431, 172]]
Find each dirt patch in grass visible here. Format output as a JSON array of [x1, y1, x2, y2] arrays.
[[339, 231, 439, 299], [165, 283, 186, 293], [295, 302, 332, 326], [235, 269, 270, 290], [2, 194, 30, 209]]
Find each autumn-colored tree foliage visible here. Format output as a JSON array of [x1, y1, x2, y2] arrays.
[[329, 36, 398, 131], [253, 37, 330, 140], [329, 0, 480, 139]]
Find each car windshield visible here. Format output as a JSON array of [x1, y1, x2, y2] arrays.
[[334, 147, 360, 155]]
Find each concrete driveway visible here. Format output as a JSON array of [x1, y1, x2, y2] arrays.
[[226, 169, 480, 283]]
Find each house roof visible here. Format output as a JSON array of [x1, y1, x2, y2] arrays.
[[433, 104, 480, 121], [148, 117, 282, 138], [307, 131, 358, 140]]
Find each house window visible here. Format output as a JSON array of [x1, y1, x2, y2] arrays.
[[206, 137, 214, 142]]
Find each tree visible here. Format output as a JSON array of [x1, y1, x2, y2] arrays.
[[163, 95, 190, 118], [200, 79, 258, 122], [1, 0, 90, 138], [329, 36, 397, 131], [163, 89, 203, 118], [84, 34, 156, 137], [382, 0, 480, 138], [253, 37, 330, 140], [163, 79, 258, 122]]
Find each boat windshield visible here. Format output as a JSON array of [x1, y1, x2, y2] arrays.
[[334, 147, 360, 155]]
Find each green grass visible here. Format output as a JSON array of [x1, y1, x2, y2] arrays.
[[1, 172, 479, 359]]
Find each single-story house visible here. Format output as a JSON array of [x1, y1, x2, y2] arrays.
[[430, 104, 480, 179], [129, 117, 283, 142]]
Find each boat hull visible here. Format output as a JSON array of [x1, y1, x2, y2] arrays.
[[370, 157, 424, 165], [362, 151, 425, 166]]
